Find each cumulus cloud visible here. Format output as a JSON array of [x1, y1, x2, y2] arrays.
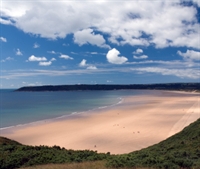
[[79, 59, 87, 67], [78, 59, 97, 69], [1, 1, 199, 49], [28, 55, 47, 61], [59, 54, 73, 60], [133, 48, 148, 59], [106, 48, 128, 64], [133, 55, 148, 59], [0, 18, 13, 25], [38, 58, 55, 66], [74, 28, 110, 48], [0, 37, 7, 42], [133, 48, 143, 54], [16, 48, 23, 56], [39, 61, 52, 66], [192, 0, 200, 6], [177, 50, 200, 60], [33, 43, 40, 48], [50, 58, 56, 61]]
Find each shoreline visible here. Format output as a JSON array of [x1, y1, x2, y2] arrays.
[[0, 96, 124, 134], [1, 89, 197, 131], [1, 90, 200, 154]]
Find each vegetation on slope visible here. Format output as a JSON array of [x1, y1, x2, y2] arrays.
[[1, 118, 200, 169], [0, 140, 110, 169], [0, 137, 21, 146]]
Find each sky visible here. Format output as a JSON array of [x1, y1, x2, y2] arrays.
[[0, 0, 200, 88]]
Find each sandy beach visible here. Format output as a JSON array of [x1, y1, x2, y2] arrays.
[[1, 91, 200, 154]]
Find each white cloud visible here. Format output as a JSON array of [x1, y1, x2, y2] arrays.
[[177, 50, 200, 60], [79, 59, 97, 69], [106, 48, 128, 64], [48, 51, 56, 54], [133, 55, 148, 59], [33, 43, 40, 48], [133, 48, 143, 54], [87, 66, 97, 70], [6, 57, 13, 61], [16, 48, 23, 56], [133, 48, 148, 59], [1, 1, 199, 49], [71, 52, 78, 55], [192, 0, 200, 7], [79, 59, 87, 67], [74, 28, 110, 48], [28, 55, 47, 61], [0, 18, 13, 25], [131, 67, 200, 79], [85, 51, 106, 55], [90, 52, 98, 55], [0, 37, 7, 42], [27, 55, 53, 67], [1, 57, 14, 62], [50, 58, 56, 61], [39, 61, 52, 66], [59, 54, 73, 60]]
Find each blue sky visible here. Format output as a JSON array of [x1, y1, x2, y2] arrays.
[[0, 0, 200, 88]]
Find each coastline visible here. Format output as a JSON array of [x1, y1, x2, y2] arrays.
[[1, 90, 200, 154], [0, 96, 124, 133]]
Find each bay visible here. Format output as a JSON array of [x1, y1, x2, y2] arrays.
[[0, 89, 148, 129]]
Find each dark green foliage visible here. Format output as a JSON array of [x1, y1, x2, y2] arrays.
[[0, 140, 110, 169], [0, 137, 21, 145], [107, 118, 200, 169]]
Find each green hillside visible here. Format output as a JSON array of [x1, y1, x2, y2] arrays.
[[0, 118, 200, 169], [0, 137, 21, 146], [0, 140, 110, 169]]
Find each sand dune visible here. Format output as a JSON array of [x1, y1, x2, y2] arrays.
[[1, 91, 199, 154]]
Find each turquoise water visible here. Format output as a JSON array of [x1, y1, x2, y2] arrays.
[[0, 89, 150, 129]]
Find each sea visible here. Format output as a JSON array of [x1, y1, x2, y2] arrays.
[[0, 89, 159, 130]]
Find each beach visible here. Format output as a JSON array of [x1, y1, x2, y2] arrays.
[[1, 91, 200, 154]]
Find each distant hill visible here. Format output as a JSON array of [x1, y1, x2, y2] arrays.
[[16, 83, 200, 92], [1, 118, 200, 169]]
